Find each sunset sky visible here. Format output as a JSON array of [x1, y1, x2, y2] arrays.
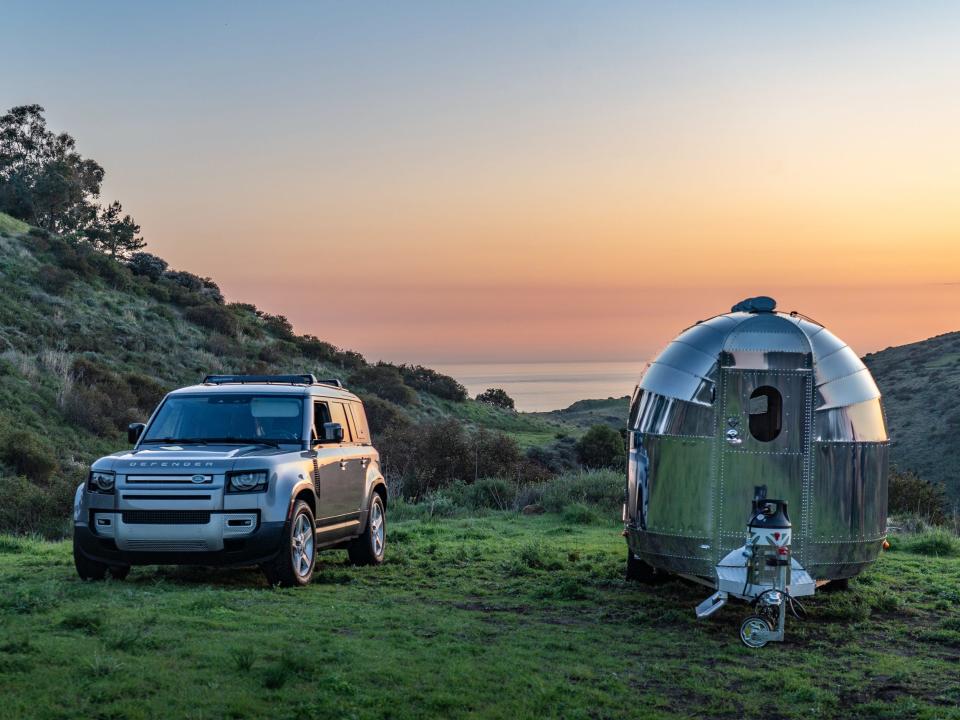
[[4, 1, 959, 364]]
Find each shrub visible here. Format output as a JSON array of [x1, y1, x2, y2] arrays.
[[184, 304, 238, 337], [349, 364, 417, 406], [127, 252, 168, 280], [540, 470, 623, 515], [0, 471, 78, 537], [888, 468, 948, 524], [561, 502, 600, 524], [1, 430, 58, 483], [359, 395, 410, 436], [257, 312, 294, 339], [296, 335, 337, 363], [399, 365, 468, 401], [526, 437, 579, 474], [576, 424, 625, 470], [899, 529, 960, 557], [462, 477, 517, 511], [476, 388, 514, 410], [37, 265, 75, 294]]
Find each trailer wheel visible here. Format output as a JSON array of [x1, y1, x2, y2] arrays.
[[740, 616, 773, 648], [626, 550, 660, 583]]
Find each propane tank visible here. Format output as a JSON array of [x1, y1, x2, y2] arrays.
[[745, 486, 792, 591], [739, 486, 793, 648]]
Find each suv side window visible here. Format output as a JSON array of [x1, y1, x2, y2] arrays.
[[348, 403, 370, 443], [312, 401, 332, 442], [325, 401, 353, 442]]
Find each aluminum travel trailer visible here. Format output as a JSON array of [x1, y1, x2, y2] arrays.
[[624, 297, 889, 646]]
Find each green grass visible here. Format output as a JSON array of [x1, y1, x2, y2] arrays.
[[1, 515, 958, 719], [0, 211, 30, 235]]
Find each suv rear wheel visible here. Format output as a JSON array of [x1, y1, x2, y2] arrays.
[[262, 501, 316, 587], [348, 493, 386, 566]]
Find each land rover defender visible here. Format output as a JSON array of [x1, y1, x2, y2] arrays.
[[72, 374, 387, 586]]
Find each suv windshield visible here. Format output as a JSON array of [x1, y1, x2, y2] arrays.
[[141, 394, 304, 444]]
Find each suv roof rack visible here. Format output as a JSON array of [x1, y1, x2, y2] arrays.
[[202, 374, 344, 388]]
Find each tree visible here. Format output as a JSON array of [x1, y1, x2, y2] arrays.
[[476, 387, 515, 410], [0, 104, 104, 233], [87, 201, 145, 257], [576, 424, 625, 470]]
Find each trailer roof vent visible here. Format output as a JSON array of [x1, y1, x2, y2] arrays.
[[731, 296, 777, 314]]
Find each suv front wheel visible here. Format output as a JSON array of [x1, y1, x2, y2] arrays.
[[262, 501, 316, 587], [348, 493, 386, 566]]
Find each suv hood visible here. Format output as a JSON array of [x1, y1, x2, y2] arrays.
[[95, 444, 298, 474]]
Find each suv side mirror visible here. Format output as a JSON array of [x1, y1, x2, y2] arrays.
[[128, 422, 146, 444], [321, 422, 344, 443]]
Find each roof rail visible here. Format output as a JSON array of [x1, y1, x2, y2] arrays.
[[315, 378, 344, 388], [203, 374, 319, 386]]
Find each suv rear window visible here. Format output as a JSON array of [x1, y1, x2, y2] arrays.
[[349, 403, 370, 442]]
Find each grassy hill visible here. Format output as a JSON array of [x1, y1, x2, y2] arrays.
[[863, 333, 960, 502], [0, 213, 572, 533], [1, 513, 958, 719], [534, 396, 630, 431]]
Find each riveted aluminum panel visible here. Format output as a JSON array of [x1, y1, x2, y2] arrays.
[[810, 442, 888, 545], [813, 345, 867, 387], [672, 321, 731, 360], [642, 435, 715, 537], [629, 531, 714, 577], [720, 350, 813, 371], [723, 314, 812, 353], [654, 340, 718, 381], [814, 398, 888, 442], [630, 391, 715, 437], [816, 368, 881, 410], [798, 321, 848, 359], [638, 362, 714, 404]]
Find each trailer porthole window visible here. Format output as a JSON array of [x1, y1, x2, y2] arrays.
[[748, 386, 782, 442]]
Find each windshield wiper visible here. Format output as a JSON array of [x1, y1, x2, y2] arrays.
[[195, 437, 286, 448]]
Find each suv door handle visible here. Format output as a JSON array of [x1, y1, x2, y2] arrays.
[[360, 458, 368, 468], [339, 460, 348, 470]]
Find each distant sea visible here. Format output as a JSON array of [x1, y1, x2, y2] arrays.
[[430, 361, 646, 412]]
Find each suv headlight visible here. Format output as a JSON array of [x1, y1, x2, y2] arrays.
[[87, 470, 116, 494], [226, 470, 268, 493]]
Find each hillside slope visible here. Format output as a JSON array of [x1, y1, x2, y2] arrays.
[[863, 332, 960, 500], [0, 216, 568, 517]]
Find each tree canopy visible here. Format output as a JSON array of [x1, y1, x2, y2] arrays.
[[0, 104, 145, 257]]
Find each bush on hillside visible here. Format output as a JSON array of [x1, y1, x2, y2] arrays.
[[888, 468, 948, 524], [476, 387, 515, 410], [63, 358, 163, 435], [399, 365, 468, 402], [349, 364, 417, 406], [165, 270, 223, 304], [576, 424, 626, 470], [184, 304, 238, 337], [1, 430, 58, 483], [526, 437, 579, 474], [258, 312, 294, 339], [0, 472, 79, 537], [297, 335, 338, 363], [127, 252, 168, 280], [359, 395, 410, 436], [335, 350, 366, 370], [37, 265, 75, 294]]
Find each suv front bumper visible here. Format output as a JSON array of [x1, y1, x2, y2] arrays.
[[73, 519, 287, 567]]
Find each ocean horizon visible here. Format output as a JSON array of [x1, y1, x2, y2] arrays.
[[430, 361, 646, 413]]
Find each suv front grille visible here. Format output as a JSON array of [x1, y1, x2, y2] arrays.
[[121, 510, 211, 525]]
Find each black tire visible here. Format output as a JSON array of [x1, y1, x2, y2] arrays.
[[626, 549, 660, 583], [73, 537, 126, 581], [348, 493, 386, 566], [262, 501, 316, 587]]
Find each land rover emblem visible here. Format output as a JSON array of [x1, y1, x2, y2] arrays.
[[191, 474, 207, 484]]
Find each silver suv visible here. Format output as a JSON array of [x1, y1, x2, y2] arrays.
[[72, 374, 387, 587]]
